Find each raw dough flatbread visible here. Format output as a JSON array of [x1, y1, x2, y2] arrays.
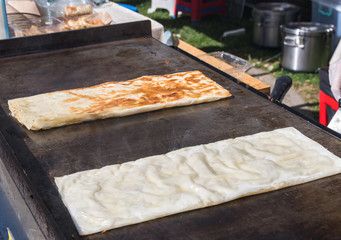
[[8, 71, 231, 130], [55, 127, 341, 236]]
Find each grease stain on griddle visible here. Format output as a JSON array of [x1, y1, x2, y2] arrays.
[[116, 48, 141, 57]]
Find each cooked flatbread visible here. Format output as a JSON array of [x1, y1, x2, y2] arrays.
[[62, 12, 112, 30], [65, 4, 92, 16], [55, 127, 341, 236], [62, 17, 105, 30], [8, 71, 231, 130]]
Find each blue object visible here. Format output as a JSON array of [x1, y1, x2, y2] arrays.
[[0, 186, 29, 240], [118, 3, 138, 12], [319, 6, 333, 16], [162, 30, 173, 46], [312, 0, 341, 51], [0, 0, 9, 39]]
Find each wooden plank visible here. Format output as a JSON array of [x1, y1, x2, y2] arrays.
[[174, 39, 270, 94]]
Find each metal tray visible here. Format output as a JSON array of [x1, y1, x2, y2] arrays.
[[0, 20, 340, 240]]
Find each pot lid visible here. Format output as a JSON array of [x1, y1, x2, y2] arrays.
[[281, 22, 335, 36], [254, 3, 300, 13]]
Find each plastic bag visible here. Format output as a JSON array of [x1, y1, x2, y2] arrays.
[[53, 0, 92, 17]]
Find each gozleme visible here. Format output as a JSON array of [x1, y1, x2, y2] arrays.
[[55, 127, 341, 235], [8, 71, 231, 130]]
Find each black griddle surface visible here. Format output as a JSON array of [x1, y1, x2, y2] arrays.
[[0, 34, 341, 240]]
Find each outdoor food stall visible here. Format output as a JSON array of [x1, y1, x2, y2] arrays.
[[0, 2, 341, 240]]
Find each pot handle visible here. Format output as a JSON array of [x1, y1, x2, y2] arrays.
[[283, 35, 305, 48]]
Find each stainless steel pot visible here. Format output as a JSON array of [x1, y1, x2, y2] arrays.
[[280, 22, 335, 72], [252, 3, 300, 48]]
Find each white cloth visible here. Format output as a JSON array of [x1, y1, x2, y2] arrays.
[[94, 2, 164, 42], [329, 40, 341, 101], [6, 0, 40, 16]]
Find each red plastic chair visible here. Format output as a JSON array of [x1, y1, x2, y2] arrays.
[[176, 0, 226, 23]]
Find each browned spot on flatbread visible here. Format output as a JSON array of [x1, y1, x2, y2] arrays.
[[64, 71, 230, 114], [68, 6, 77, 11], [63, 97, 80, 103]]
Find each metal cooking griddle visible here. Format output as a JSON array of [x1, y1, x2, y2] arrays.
[[0, 20, 340, 240]]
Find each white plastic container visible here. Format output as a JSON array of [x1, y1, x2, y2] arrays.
[[147, 0, 176, 18], [311, 0, 341, 51]]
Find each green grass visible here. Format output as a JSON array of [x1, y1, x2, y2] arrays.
[[114, 0, 278, 59], [114, 0, 320, 114]]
